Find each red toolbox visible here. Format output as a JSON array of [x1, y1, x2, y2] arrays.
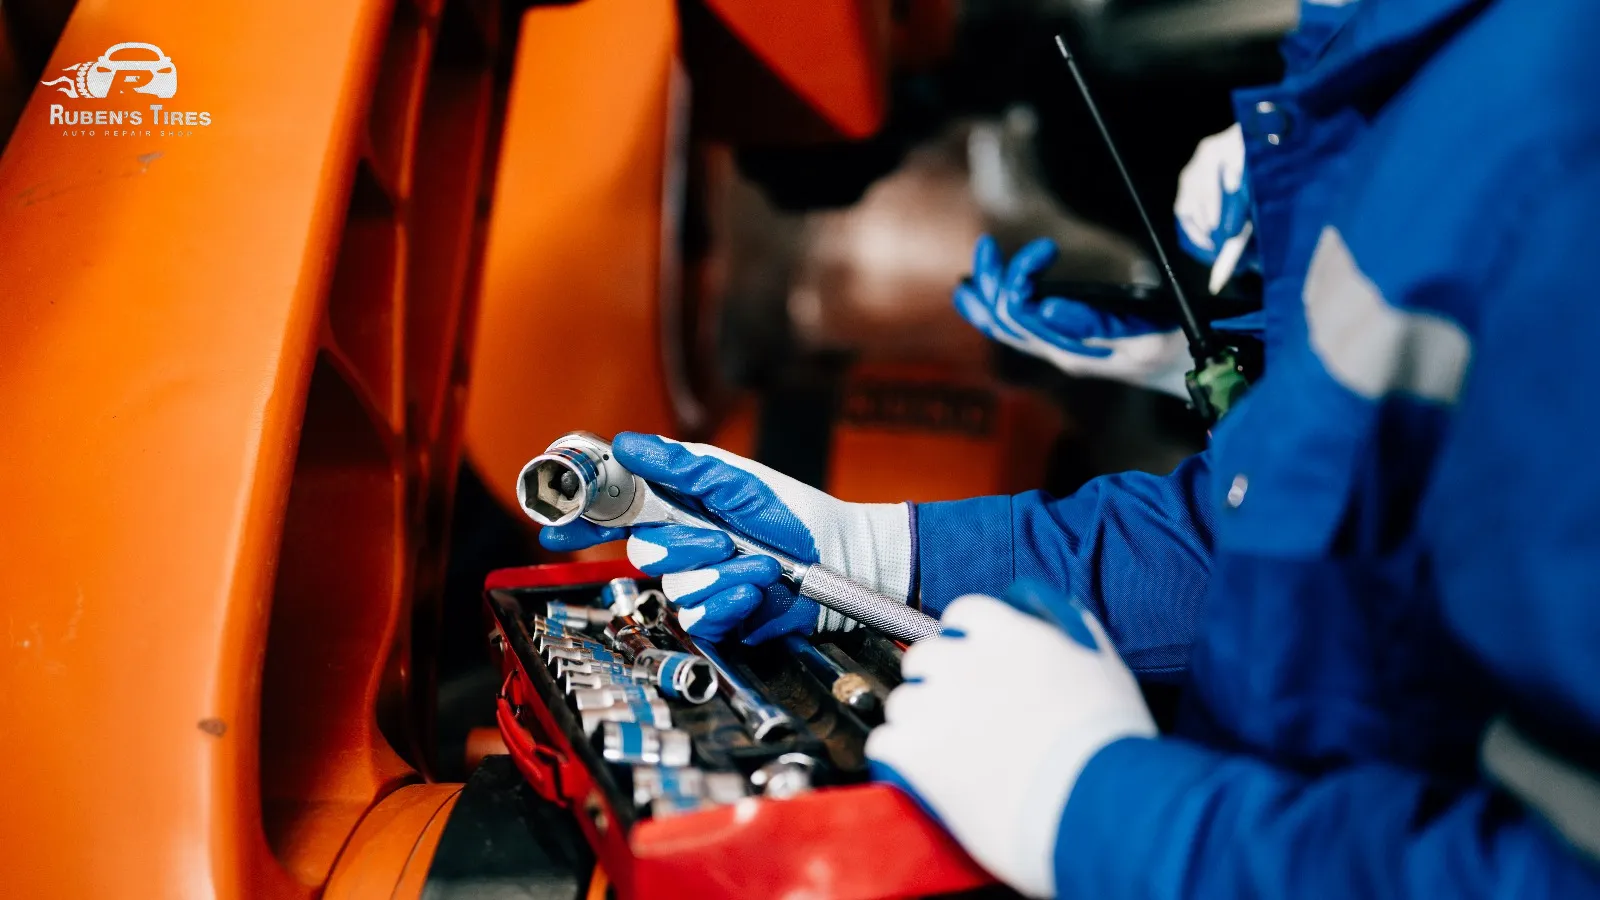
[[485, 561, 996, 899]]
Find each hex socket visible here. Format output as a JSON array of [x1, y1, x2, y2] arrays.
[[516, 432, 639, 526]]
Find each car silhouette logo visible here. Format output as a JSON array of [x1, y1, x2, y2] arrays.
[[40, 42, 177, 99]]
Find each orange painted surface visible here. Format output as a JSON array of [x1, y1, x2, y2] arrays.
[[827, 363, 1064, 504], [465, 0, 683, 521], [700, 0, 890, 139], [323, 784, 464, 900], [463, 726, 510, 773], [0, 0, 499, 895]]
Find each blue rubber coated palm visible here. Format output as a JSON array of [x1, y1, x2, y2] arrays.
[[539, 433, 846, 644], [954, 235, 1182, 367]]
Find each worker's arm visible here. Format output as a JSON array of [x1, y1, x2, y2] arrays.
[[542, 433, 1215, 656], [1056, 162, 1600, 900], [1056, 729, 1600, 899], [917, 450, 1216, 678], [866, 573, 1600, 900]]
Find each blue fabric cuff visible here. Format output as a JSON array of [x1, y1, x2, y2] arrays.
[[1053, 736, 1221, 898], [915, 496, 1014, 616]]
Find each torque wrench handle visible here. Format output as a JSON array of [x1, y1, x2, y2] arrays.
[[650, 491, 945, 644]]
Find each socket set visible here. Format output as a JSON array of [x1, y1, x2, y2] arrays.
[[486, 561, 994, 900], [525, 573, 840, 819]]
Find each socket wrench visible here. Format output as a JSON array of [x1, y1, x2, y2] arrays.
[[661, 611, 795, 743], [516, 432, 943, 644]]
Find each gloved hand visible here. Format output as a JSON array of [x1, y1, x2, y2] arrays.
[[954, 235, 1192, 397], [865, 581, 1156, 898], [956, 125, 1264, 396], [1174, 123, 1258, 294], [539, 433, 914, 644]]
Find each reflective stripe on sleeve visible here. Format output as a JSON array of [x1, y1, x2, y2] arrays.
[[1304, 226, 1471, 404]]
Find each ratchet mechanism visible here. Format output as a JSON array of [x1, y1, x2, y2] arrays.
[[516, 431, 944, 644]]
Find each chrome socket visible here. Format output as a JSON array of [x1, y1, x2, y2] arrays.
[[600, 721, 692, 768], [571, 682, 661, 712], [751, 752, 818, 799], [632, 766, 747, 817], [634, 649, 717, 704]]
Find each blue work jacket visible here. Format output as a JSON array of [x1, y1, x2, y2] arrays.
[[918, 0, 1600, 895]]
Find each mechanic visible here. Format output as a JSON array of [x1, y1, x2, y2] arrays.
[[543, 0, 1600, 895]]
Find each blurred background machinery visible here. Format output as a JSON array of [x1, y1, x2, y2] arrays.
[[0, 0, 1288, 896]]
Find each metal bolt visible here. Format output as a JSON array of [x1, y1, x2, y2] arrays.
[[585, 790, 609, 834]]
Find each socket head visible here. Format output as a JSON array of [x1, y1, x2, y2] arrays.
[[517, 432, 639, 526]]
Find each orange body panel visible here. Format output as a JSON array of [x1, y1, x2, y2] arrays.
[[0, 0, 502, 895], [464, 0, 917, 526], [828, 363, 1063, 504], [322, 784, 464, 900], [695, 0, 890, 140], [464, 0, 683, 524], [0, 2, 390, 894]]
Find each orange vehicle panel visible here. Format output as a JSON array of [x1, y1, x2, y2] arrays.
[[464, 0, 684, 526], [322, 784, 464, 900], [827, 362, 1063, 504], [465, 0, 910, 531], [0, 0, 504, 895], [689, 0, 891, 142]]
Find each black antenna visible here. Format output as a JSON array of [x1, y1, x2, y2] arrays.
[[1053, 34, 1212, 360]]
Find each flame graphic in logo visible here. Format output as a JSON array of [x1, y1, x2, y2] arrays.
[[39, 64, 85, 99]]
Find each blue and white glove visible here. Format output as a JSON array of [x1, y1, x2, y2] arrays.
[[865, 581, 1156, 898], [539, 433, 915, 645], [954, 235, 1193, 397], [1174, 123, 1258, 295], [957, 125, 1263, 397]]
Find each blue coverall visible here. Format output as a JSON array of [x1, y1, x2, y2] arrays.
[[918, 0, 1600, 894]]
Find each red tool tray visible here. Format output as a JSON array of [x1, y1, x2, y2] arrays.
[[485, 561, 994, 899]]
